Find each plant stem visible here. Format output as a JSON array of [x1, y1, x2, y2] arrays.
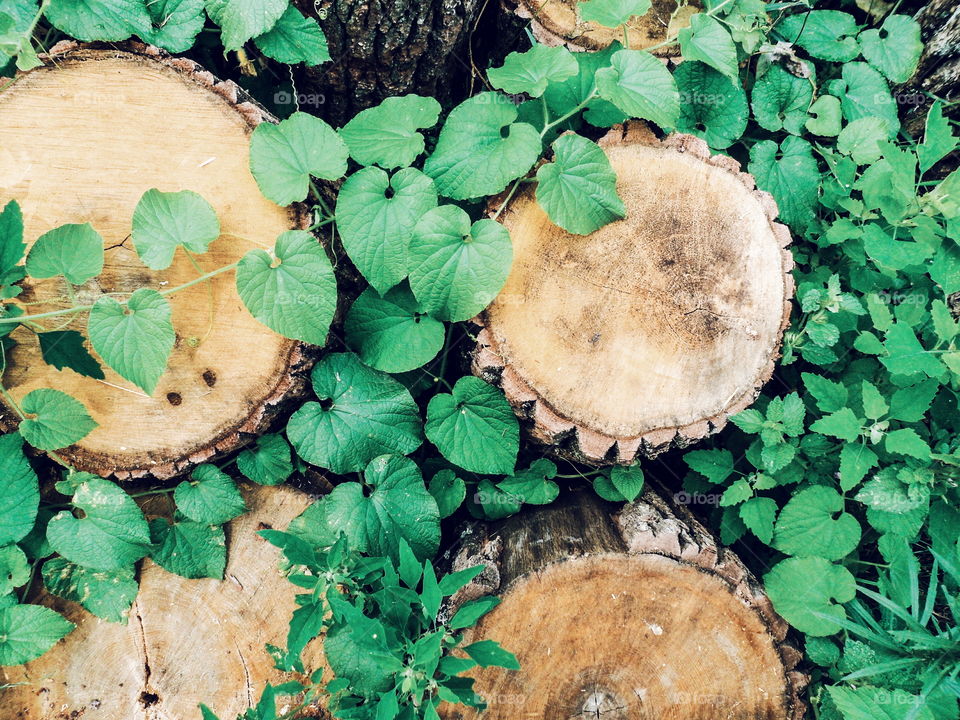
[[309, 180, 335, 219], [540, 88, 599, 137], [491, 178, 523, 222]]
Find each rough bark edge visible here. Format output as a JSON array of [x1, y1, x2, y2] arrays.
[[443, 489, 809, 720], [0, 41, 322, 482], [472, 122, 795, 465]]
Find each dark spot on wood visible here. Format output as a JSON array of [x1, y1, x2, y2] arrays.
[[139, 692, 159, 707], [202, 369, 217, 387], [257, 522, 273, 533], [166, 392, 182, 406]]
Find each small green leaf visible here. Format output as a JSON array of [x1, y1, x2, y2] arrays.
[[141, 0, 205, 53], [25, 223, 104, 285], [918, 101, 958, 173], [425, 376, 519, 475], [839, 442, 877, 491], [884, 428, 930, 460], [497, 459, 559, 505], [19, 388, 97, 451], [804, 95, 842, 137], [595, 49, 680, 129], [249, 112, 348, 206], [204, 0, 287, 51], [488, 44, 578, 98], [174, 464, 246, 525], [609, 464, 644, 502], [684, 448, 735, 484], [0, 544, 29, 595], [739, 497, 777, 544], [236, 433, 293, 486], [463, 640, 519, 670], [748, 136, 820, 232], [751, 64, 812, 136], [131, 189, 220, 270], [858, 14, 922, 83], [0, 200, 25, 274], [45, 0, 150, 41], [0, 434, 39, 546], [0, 603, 74, 665], [810, 407, 862, 443], [678, 13, 739, 81], [41, 558, 138, 623], [253, 4, 329, 66], [831, 62, 899, 131], [149, 518, 227, 580], [427, 470, 466, 519], [38, 330, 105, 380], [837, 117, 895, 165], [764, 557, 856, 636], [449, 595, 500, 630], [675, 61, 748, 149], [87, 288, 175, 395], [339, 95, 441, 169], [772, 486, 861, 560]]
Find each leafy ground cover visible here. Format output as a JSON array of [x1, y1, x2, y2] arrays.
[[0, 1, 959, 719]]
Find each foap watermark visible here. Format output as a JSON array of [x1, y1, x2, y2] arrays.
[[273, 90, 326, 110], [674, 491, 723, 506]]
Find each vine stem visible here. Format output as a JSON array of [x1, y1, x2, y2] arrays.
[[642, 0, 736, 52], [540, 88, 598, 138], [491, 178, 523, 222], [309, 180, 335, 220]]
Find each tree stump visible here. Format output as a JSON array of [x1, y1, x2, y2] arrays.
[[473, 124, 794, 464], [898, 0, 960, 136], [440, 490, 807, 720], [0, 484, 325, 720], [0, 43, 313, 480]]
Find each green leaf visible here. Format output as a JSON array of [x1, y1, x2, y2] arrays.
[[497, 459, 559, 505], [837, 117, 895, 165], [47, 477, 152, 571], [543, 43, 627, 129], [678, 13, 738, 81], [236, 433, 293, 486], [884, 428, 930, 460], [0, 434, 38, 546], [595, 49, 680, 129], [0, 544, 29, 595], [0, 200, 25, 275], [236, 229, 337, 346], [918, 101, 958, 173], [764, 557, 856, 636], [345, 285, 445, 373], [423, 93, 541, 200], [249, 112, 348, 205], [0, 604, 74, 665], [41, 558, 138, 623], [87, 288, 174, 395], [720, 478, 752, 506], [286, 353, 422, 474], [748, 136, 820, 231], [45, 0, 150, 41], [141, 0, 205, 53], [408, 205, 512, 322], [609, 464, 644, 502], [19, 388, 97, 451], [858, 14, 922, 83], [777, 10, 860, 62], [25, 223, 104, 285], [536, 133, 625, 234], [339, 95, 441, 170], [888, 379, 938, 423], [810, 407, 862, 443], [449, 595, 500, 630], [578, 0, 651, 28], [839, 442, 877, 492], [427, 470, 466, 519], [131, 189, 220, 270], [336, 167, 438, 294], [805, 95, 842, 137], [860, 381, 888, 420], [475, 478, 522, 519], [832, 62, 899, 132], [675, 61, 748, 149], [739, 496, 777, 544], [253, 5, 329, 66], [881, 323, 945, 378], [772, 486, 861, 560], [684, 448, 735, 484], [204, 0, 287, 51], [828, 686, 934, 720], [751, 65, 812, 136], [463, 640, 519, 670], [488, 44, 578, 98], [38, 330, 105, 380], [149, 518, 227, 580], [425, 376, 519, 475], [174, 464, 246, 525]]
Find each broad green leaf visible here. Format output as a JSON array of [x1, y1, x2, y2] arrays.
[[536, 133, 625, 234], [19, 388, 97, 451], [41, 558, 138, 623], [578, 0, 650, 28], [684, 448, 735, 484], [497, 459, 559, 505], [45, 0, 150, 41], [609, 464, 644, 502], [408, 205, 512, 322], [675, 61, 748, 149], [751, 64, 812, 135], [141, 0, 205, 52], [543, 43, 627, 129], [345, 285, 445, 373], [748, 136, 820, 231], [450, 595, 500, 629], [839, 442, 877, 491], [286, 353, 422, 474], [720, 477, 753, 506], [427, 470, 466, 519], [131, 189, 220, 270], [0, 604, 74, 665], [25, 223, 104, 285], [0, 434, 38, 546], [881, 323, 945, 378], [858, 14, 922, 83], [828, 686, 934, 720], [889, 379, 938, 422], [678, 13, 738, 81], [253, 5, 329, 66], [884, 428, 930, 460], [772, 486, 861, 560], [236, 229, 337, 346], [739, 496, 777, 544], [339, 95, 441, 169], [0, 544, 29, 595], [0, 200, 25, 274], [810, 407, 862, 442], [204, 0, 287, 51], [805, 95, 842, 137], [475, 477, 523, 519], [47, 477, 152, 571], [38, 330, 105, 380], [425, 376, 519, 475], [336, 167, 437, 293], [236, 433, 293, 486], [837, 117, 895, 165], [324, 607, 400, 698], [249, 112, 348, 205], [802, 372, 847, 413], [831, 61, 899, 132], [174, 464, 246, 525], [463, 640, 519, 670], [149, 518, 227, 579], [860, 380, 888, 420], [423, 93, 541, 200], [764, 557, 856, 635], [595, 49, 680, 129], [918, 101, 958, 173], [87, 289, 174, 395], [488, 45, 578, 97], [777, 10, 860, 62]]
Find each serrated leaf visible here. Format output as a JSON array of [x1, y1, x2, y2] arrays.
[[25, 223, 104, 285], [131, 189, 220, 270], [772, 486, 861, 560], [236, 229, 337, 346], [918, 101, 958, 173], [751, 64, 812, 136], [536, 133, 625, 234], [839, 442, 877, 492], [884, 428, 930, 460], [764, 557, 855, 635], [45, 0, 151, 41], [340, 95, 441, 169], [595, 49, 680, 129], [87, 288, 174, 395], [488, 44, 578, 97], [149, 518, 226, 579], [881, 323, 945, 378], [41, 558, 138, 623], [174, 464, 246, 525], [748, 136, 820, 231], [236, 433, 293, 486], [253, 4, 329, 66], [678, 13, 738, 81], [0, 434, 38, 546], [684, 448, 735, 484], [675, 61, 748, 149], [837, 117, 895, 166], [739, 496, 777, 544], [832, 62, 899, 132], [810, 407, 862, 443], [777, 10, 860, 62], [19, 388, 97, 451], [0, 604, 74, 665], [37, 330, 105, 380], [858, 14, 922, 83], [141, 0, 205, 53], [204, 0, 287, 51]]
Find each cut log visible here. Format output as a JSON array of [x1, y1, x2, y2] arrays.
[[439, 489, 807, 720], [503, 0, 699, 53], [0, 484, 325, 720], [0, 43, 313, 480], [473, 124, 793, 464]]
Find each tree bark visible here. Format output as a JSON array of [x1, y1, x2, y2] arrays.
[[473, 123, 794, 465], [294, 0, 486, 125], [0, 43, 315, 481], [439, 489, 807, 720], [0, 484, 326, 720]]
